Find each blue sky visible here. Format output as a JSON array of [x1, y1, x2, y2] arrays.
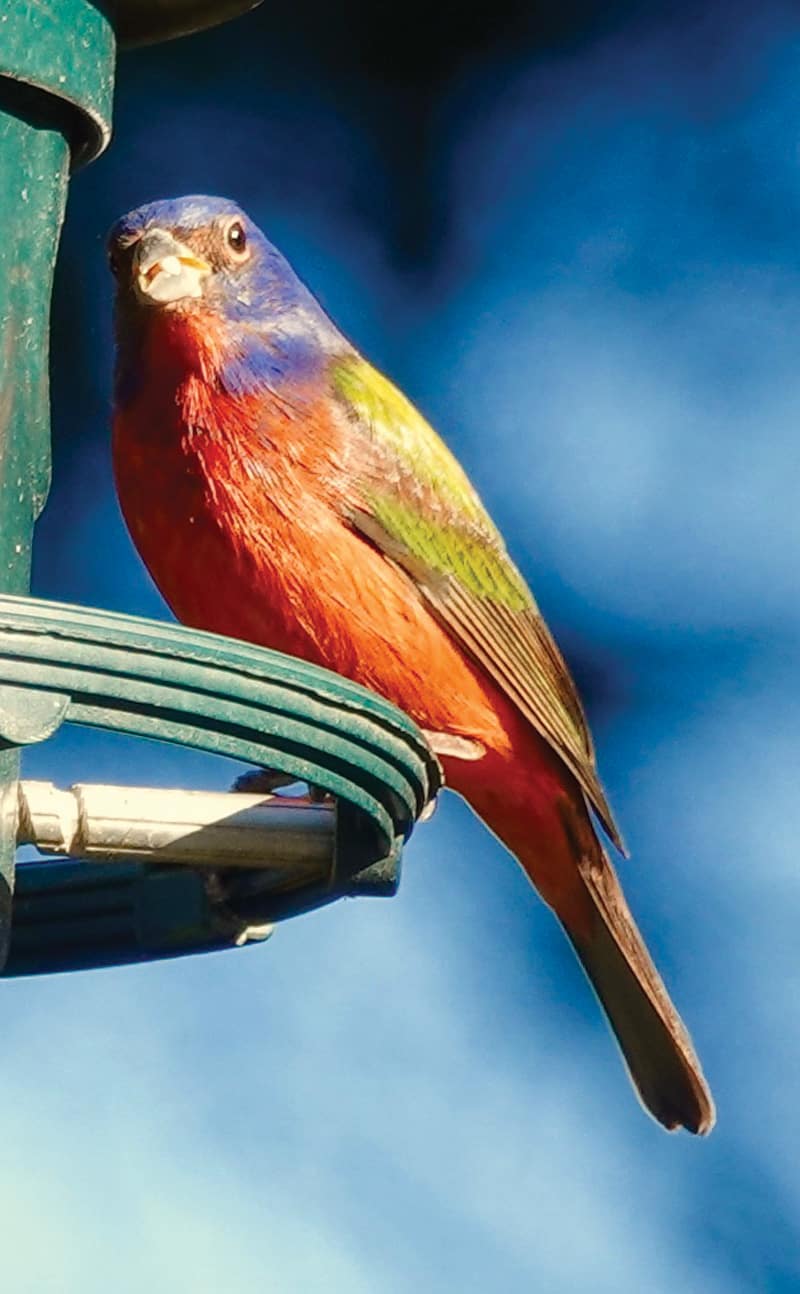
[[6, 5, 800, 1289]]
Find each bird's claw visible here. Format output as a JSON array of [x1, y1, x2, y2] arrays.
[[231, 766, 333, 804], [232, 767, 297, 795]]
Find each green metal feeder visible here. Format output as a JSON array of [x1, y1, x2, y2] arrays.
[[0, 1, 440, 975]]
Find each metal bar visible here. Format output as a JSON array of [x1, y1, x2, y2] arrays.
[[17, 780, 335, 878]]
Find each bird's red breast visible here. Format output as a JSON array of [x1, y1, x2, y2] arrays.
[[114, 313, 588, 930]]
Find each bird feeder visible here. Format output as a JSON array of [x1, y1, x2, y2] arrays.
[[0, 1, 440, 975]]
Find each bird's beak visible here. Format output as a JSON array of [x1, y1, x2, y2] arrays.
[[133, 228, 211, 305]]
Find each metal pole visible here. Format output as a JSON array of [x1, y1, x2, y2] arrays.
[[17, 781, 335, 878]]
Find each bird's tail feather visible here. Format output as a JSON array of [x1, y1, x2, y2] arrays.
[[565, 847, 715, 1134]]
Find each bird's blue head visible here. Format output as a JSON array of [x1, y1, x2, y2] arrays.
[[108, 195, 343, 397]]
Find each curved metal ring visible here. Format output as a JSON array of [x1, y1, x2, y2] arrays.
[[0, 594, 441, 868]]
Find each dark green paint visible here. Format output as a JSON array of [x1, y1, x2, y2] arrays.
[[0, 2, 114, 167], [0, 596, 440, 974], [0, 0, 114, 967]]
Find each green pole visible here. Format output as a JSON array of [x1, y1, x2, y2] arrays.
[[0, 1, 115, 965]]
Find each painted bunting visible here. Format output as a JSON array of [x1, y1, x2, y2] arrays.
[[108, 195, 714, 1134]]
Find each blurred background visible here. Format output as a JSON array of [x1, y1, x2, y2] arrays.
[[5, 0, 800, 1288]]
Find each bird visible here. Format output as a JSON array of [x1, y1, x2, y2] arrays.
[[108, 194, 714, 1134]]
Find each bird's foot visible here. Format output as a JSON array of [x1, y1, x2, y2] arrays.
[[231, 766, 332, 804], [232, 767, 296, 795]]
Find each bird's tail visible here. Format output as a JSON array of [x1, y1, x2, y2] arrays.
[[561, 841, 715, 1134], [442, 736, 714, 1133]]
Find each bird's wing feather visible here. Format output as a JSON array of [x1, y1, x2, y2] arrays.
[[330, 353, 624, 851]]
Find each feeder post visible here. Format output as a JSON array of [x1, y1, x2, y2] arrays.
[[0, 3, 115, 964]]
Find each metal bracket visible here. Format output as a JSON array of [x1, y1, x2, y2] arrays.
[[0, 596, 441, 974]]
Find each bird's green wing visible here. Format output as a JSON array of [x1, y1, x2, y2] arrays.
[[331, 354, 623, 851]]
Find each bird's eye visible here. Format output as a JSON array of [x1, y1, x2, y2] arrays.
[[225, 220, 248, 260]]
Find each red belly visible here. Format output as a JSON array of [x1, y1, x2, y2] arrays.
[[113, 381, 588, 926], [113, 398, 511, 752]]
